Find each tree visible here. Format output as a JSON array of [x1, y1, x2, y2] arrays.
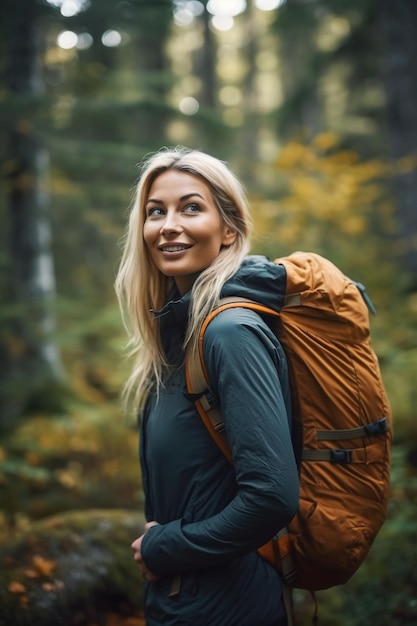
[[1, 0, 64, 430], [378, 0, 417, 286], [273, 0, 381, 145], [193, 6, 217, 109]]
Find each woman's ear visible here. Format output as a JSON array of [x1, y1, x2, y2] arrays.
[[222, 226, 237, 246]]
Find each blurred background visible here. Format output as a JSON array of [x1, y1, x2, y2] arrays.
[[0, 0, 416, 624]]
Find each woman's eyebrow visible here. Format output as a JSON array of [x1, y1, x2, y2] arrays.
[[180, 192, 205, 201], [145, 192, 205, 206], [145, 198, 163, 206]]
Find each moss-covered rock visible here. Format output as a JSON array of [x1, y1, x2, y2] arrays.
[[0, 509, 145, 626]]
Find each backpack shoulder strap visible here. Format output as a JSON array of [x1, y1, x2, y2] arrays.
[[185, 297, 280, 463]]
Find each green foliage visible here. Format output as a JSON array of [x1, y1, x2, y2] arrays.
[[0, 404, 141, 533]]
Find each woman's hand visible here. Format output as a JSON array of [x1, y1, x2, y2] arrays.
[[131, 521, 160, 582]]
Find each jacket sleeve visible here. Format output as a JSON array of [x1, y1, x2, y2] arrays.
[[141, 308, 299, 577]]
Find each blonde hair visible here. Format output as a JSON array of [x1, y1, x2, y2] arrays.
[[115, 146, 252, 413]]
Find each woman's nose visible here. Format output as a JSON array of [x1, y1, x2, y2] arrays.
[[160, 211, 181, 234]]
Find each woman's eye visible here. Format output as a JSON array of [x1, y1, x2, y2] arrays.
[[147, 206, 165, 217], [184, 203, 201, 213]]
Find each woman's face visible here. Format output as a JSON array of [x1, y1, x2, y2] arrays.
[[143, 169, 236, 295]]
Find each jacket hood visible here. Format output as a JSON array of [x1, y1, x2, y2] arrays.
[[221, 255, 287, 312]]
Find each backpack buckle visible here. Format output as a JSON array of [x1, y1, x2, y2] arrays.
[[331, 449, 352, 463], [364, 417, 388, 436]]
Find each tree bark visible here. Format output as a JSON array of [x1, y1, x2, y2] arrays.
[[378, 0, 417, 285], [3, 0, 63, 427], [241, 2, 260, 179], [132, 0, 173, 147], [194, 8, 217, 109]]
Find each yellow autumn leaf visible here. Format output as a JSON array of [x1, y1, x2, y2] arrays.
[[352, 161, 388, 182], [8, 581, 26, 594], [25, 451, 42, 466], [321, 150, 359, 170], [342, 215, 366, 235], [275, 142, 308, 169], [32, 555, 57, 577], [55, 467, 79, 489], [313, 131, 339, 152]]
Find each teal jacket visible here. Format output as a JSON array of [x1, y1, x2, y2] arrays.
[[139, 256, 300, 626]]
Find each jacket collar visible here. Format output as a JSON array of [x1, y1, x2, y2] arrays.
[[151, 288, 191, 334]]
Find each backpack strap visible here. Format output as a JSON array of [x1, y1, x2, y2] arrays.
[[185, 297, 281, 462], [185, 294, 302, 454]]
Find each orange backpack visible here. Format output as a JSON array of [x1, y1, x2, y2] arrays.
[[185, 252, 392, 592]]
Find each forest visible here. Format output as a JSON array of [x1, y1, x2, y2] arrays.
[[0, 0, 416, 624]]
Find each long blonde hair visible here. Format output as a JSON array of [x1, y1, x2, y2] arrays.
[[115, 146, 252, 413]]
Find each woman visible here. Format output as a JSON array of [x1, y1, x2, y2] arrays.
[[115, 147, 299, 626]]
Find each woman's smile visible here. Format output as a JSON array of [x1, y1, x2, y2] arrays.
[[157, 243, 193, 254]]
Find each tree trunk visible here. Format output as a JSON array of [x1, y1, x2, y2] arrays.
[[3, 0, 63, 428], [133, 1, 173, 147], [378, 0, 417, 286], [194, 8, 217, 109], [237, 3, 260, 186]]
